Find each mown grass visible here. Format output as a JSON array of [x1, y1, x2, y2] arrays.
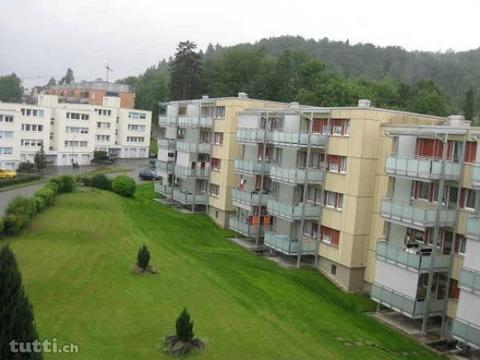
[[7, 185, 442, 359]]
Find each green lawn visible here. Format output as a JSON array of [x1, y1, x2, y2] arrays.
[[7, 185, 441, 359]]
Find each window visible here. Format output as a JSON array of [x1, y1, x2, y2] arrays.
[[331, 265, 337, 275], [0, 114, 14, 123], [0, 147, 13, 155], [324, 191, 343, 210], [460, 188, 476, 210], [128, 111, 146, 119], [128, 124, 146, 131], [321, 226, 340, 247], [126, 136, 145, 143], [201, 106, 214, 118], [96, 135, 110, 142], [303, 221, 319, 238], [209, 183, 220, 197], [64, 141, 88, 148], [449, 279, 460, 300], [307, 186, 322, 204], [455, 235, 467, 255], [21, 124, 43, 132], [21, 139, 43, 147], [97, 122, 111, 129], [326, 155, 346, 173], [21, 108, 44, 117], [0, 131, 13, 139], [211, 158, 221, 171], [66, 112, 89, 120], [213, 132, 223, 145], [215, 106, 225, 119], [331, 119, 350, 136], [178, 106, 187, 116], [66, 127, 88, 134], [465, 142, 477, 163]]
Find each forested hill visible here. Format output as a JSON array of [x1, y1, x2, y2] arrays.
[[212, 35, 480, 108]]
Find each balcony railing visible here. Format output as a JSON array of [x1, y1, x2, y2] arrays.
[[264, 232, 316, 255], [234, 159, 270, 175], [270, 131, 327, 147], [385, 154, 461, 180], [176, 141, 211, 153], [229, 217, 264, 237], [232, 189, 269, 207], [177, 116, 213, 128], [267, 199, 321, 221], [466, 216, 480, 242], [154, 183, 173, 196], [156, 160, 174, 173], [237, 128, 267, 143], [172, 189, 208, 205], [459, 267, 480, 292], [380, 198, 456, 228], [157, 138, 176, 149], [158, 115, 177, 126], [472, 163, 480, 189], [174, 165, 210, 179], [452, 318, 480, 349], [371, 283, 447, 319], [376, 240, 450, 272], [269, 165, 325, 185]]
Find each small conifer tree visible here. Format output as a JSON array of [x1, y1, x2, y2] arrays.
[[176, 308, 194, 342]]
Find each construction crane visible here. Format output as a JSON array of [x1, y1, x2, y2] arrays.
[[105, 63, 113, 82]]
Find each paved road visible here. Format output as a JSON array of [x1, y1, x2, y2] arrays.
[[0, 159, 151, 215]]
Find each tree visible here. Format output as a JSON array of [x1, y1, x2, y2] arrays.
[[0, 73, 23, 102], [136, 244, 150, 270], [0, 245, 42, 359], [34, 144, 46, 170], [404, 80, 451, 116], [59, 68, 74, 85], [45, 77, 56, 87], [175, 308, 194, 342], [170, 41, 202, 100], [464, 87, 475, 120]]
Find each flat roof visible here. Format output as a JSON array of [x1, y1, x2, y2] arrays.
[[50, 81, 132, 93]]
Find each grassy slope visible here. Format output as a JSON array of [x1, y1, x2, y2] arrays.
[[7, 185, 441, 359]]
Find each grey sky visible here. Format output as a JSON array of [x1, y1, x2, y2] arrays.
[[1, 0, 479, 88]]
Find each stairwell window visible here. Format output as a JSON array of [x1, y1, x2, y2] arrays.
[[326, 155, 346, 173], [324, 191, 343, 210], [211, 158, 221, 171], [321, 226, 340, 248], [215, 106, 226, 119], [460, 188, 476, 211], [214, 132, 223, 145], [209, 183, 220, 197]]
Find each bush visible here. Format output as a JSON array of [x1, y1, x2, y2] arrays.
[[17, 161, 37, 174], [0, 217, 4, 235], [34, 187, 55, 206], [0, 174, 41, 189], [33, 196, 46, 213], [136, 244, 150, 270], [3, 214, 24, 235], [176, 308, 194, 342], [45, 180, 59, 195], [6, 197, 38, 231], [90, 174, 112, 190], [49, 175, 75, 193], [112, 175, 136, 197], [93, 150, 108, 162]]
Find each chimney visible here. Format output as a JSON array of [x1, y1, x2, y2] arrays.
[[202, 95, 209, 100], [358, 99, 371, 108], [238, 92, 248, 99], [289, 102, 299, 109], [447, 115, 469, 127]]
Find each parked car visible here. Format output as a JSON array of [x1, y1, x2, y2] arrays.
[[0, 168, 16, 179], [139, 169, 159, 181]]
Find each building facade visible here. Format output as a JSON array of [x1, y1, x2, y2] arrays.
[[0, 95, 151, 169], [154, 94, 286, 228]]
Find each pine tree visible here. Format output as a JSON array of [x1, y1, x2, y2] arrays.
[[464, 87, 475, 121], [136, 244, 150, 270], [169, 41, 203, 100], [59, 68, 74, 85], [34, 144, 46, 170], [0, 245, 42, 359], [175, 308, 194, 342]]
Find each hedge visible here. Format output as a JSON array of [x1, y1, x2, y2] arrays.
[[0, 175, 41, 189]]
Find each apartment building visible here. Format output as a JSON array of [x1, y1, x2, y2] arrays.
[[154, 93, 286, 228], [0, 95, 151, 169]]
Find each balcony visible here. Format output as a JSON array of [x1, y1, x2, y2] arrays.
[[234, 159, 270, 176], [156, 160, 174, 174], [176, 141, 211, 154], [229, 217, 264, 237], [269, 165, 325, 185], [267, 199, 321, 221], [471, 163, 480, 189], [459, 267, 480, 293], [157, 138, 176, 150], [154, 183, 173, 197], [376, 240, 450, 273], [466, 216, 480, 241], [173, 189, 208, 205], [232, 189, 269, 208], [177, 116, 213, 128], [270, 131, 327, 148], [380, 198, 456, 228], [158, 115, 177, 126], [237, 128, 267, 143], [452, 318, 480, 349], [385, 154, 461, 180], [371, 283, 447, 319], [264, 232, 316, 255], [174, 165, 210, 179]]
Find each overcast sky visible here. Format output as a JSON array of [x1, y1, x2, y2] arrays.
[[1, 0, 479, 88]]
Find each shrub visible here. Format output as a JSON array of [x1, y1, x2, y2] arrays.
[[45, 180, 59, 195], [136, 244, 150, 270], [93, 150, 108, 162], [33, 196, 46, 213], [90, 174, 112, 190], [49, 175, 75, 193], [112, 175, 136, 197], [17, 161, 37, 174], [7, 197, 38, 227], [3, 214, 24, 235], [76, 175, 91, 187], [34, 187, 55, 206], [176, 308, 194, 342], [0, 217, 4, 235], [0, 175, 41, 189]]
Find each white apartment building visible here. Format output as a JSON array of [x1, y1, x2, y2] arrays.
[[0, 95, 151, 169]]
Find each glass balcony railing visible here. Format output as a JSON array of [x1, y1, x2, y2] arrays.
[[385, 154, 461, 180], [459, 267, 480, 292], [176, 141, 211, 153], [270, 131, 327, 147], [174, 165, 210, 179], [158, 115, 177, 126], [371, 283, 447, 319], [452, 318, 480, 348], [229, 217, 264, 237], [269, 165, 325, 184], [156, 160, 174, 174], [376, 240, 450, 272], [237, 128, 267, 143], [267, 199, 321, 220], [177, 116, 213, 128], [172, 189, 208, 205], [472, 163, 480, 189], [264, 232, 316, 255], [380, 198, 456, 228], [157, 138, 176, 149], [154, 183, 173, 196], [466, 216, 480, 241], [234, 159, 270, 175], [232, 189, 269, 207]]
